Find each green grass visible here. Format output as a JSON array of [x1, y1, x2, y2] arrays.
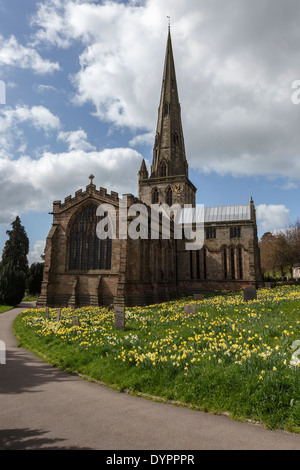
[[0, 294, 37, 313], [13, 286, 300, 432], [22, 295, 38, 302], [0, 305, 13, 313]]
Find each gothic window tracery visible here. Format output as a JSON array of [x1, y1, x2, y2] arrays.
[[68, 203, 112, 271]]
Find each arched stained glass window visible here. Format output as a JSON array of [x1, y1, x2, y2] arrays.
[[68, 203, 112, 271]]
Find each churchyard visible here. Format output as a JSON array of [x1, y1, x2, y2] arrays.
[[13, 285, 300, 432]]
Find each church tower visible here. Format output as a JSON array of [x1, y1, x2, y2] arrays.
[[138, 27, 196, 208]]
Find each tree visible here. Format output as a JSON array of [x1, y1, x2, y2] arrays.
[[0, 216, 29, 305], [0, 216, 29, 273], [27, 262, 44, 296], [259, 232, 278, 277], [259, 222, 300, 279], [273, 233, 293, 278], [0, 261, 26, 305], [285, 221, 300, 268]]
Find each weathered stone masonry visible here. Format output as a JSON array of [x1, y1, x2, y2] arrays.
[[38, 28, 262, 309]]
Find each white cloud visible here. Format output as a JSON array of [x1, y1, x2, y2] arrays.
[[34, 84, 58, 94], [28, 240, 46, 266], [0, 146, 143, 224], [256, 204, 291, 233], [280, 181, 298, 191], [0, 105, 60, 156], [0, 34, 60, 74], [28, 0, 300, 181], [4, 105, 61, 131], [129, 132, 155, 148], [58, 128, 96, 151], [30, 0, 72, 48]]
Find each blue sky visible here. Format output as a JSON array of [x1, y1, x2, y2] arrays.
[[0, 0, 300, 264]]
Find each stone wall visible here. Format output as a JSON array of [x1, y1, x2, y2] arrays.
[[138, 175, 196, 208], [176, 220, 263, 295], [37, 184, 127, 308], [37, 183, 180, 308]]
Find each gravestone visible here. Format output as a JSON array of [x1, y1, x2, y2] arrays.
[[264, 282, 271, 288], [193, 294, 203, 301], [56, 308, 61, 321], [114, 305, 125, 330], [243, 287, 257, 302], [45, 307, 49, 319], [184, 305, 196, 317], [72, 317, 81, 327], [0, 340, 6, 365]]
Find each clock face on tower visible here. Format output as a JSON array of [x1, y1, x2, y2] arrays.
[[173, 183, 184, 194]]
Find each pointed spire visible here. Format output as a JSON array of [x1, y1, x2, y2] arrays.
[[151, 26, 188, 179], [250, 196, 257, 223], [138, 158, 148, 179]]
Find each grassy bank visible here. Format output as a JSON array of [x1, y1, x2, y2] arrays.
[[0, 305, 13, 313], [13, 286, 300, 432]]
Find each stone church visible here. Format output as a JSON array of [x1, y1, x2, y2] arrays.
[[37, 29, 262, 309]]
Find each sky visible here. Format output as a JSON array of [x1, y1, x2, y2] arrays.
[[0, 0, 300, 265]]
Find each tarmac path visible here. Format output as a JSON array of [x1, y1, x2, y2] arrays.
[[0, 304, 300, 451]]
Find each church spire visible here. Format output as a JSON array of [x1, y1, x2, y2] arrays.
[[138, 27, 196, 208], [151, 26, 188, 179]]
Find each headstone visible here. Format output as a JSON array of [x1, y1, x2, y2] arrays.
[[243, 287, 257, 302], [264, 282, 271, 288], [193, 294, 203, 301], [114, 305, 125, 330], [184, 305, 196, 317], [72, 317, 81, 327], [56, 308, 61, 321], [45, 307, 49, 319], [0, 340, 6, 365]]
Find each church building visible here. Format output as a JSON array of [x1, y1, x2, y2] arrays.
[[37, 28, 262, 309]]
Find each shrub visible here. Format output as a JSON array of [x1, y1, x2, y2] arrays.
[[0, 263, 26, 306], [26, 262, 44, 296]]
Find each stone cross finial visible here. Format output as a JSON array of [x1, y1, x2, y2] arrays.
[[89, 174, 95, 185]]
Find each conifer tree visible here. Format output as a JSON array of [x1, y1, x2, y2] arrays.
[[0, 216, 29, 305], [0, 261, 26, 305], [27, 262, 44, 296], [0, 216, 29, 273]]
